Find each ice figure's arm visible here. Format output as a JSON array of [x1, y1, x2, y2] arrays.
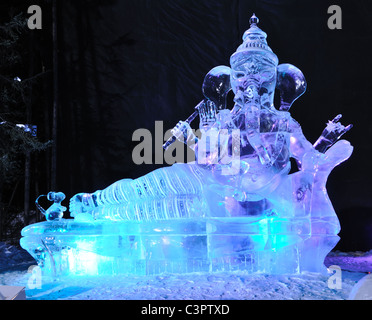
[[289, 115, 353, 173], [289, 118, 320, 170], [289, 114, 353, 169]]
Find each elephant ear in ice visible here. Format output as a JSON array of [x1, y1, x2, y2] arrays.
[[276, 64, 307, 112], [202, 66, 232, 111]]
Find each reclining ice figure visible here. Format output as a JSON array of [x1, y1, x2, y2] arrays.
[[69, 15, 353, 226]]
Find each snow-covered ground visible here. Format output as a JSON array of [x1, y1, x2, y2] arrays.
[[0, 242, 370, 300]]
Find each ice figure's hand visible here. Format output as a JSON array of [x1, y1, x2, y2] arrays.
[[217, 109, 235, 129], [313, 114, 353, 154], [322, 115, 352, 142], [199, 100, 217, 128], [171, 121, 195, 144], [314, 115, 353, 153]]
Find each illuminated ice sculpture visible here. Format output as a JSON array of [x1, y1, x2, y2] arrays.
[[21, 14, 353, 276]]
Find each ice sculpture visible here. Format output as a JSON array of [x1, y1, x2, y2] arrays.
[[35, 192, 67, 221], [20, 14, 353, 277]]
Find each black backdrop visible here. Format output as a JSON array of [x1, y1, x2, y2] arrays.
[[54, 0, 372, 251]]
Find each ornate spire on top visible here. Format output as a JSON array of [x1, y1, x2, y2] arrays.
[[249, 13, 259, 26], [230, 13, 278, 67]]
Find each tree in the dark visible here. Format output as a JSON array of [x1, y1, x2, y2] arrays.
[[0, 11, 51, 241]]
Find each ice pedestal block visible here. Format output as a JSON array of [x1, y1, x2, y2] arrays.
[[20, 216, 337, 276]]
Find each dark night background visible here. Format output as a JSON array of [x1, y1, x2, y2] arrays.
[[1, 0, 372, 251]]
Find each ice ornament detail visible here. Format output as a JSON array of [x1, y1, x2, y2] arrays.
[[21, 14, 353, 276]]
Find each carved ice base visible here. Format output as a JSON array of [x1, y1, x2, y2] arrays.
[[20, 217, 337, 277]]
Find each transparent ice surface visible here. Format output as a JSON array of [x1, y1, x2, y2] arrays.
[[21, 14, 353, 276]]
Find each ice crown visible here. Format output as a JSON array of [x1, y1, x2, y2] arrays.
[[241, 14, 271, 51], [231, 14, 278, 66]]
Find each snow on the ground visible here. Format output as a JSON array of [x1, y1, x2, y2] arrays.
[[0, 242, 370, 300], [0, 242, 35, 273]]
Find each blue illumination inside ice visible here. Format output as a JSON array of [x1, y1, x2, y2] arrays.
[[20, 14, 353, 277]]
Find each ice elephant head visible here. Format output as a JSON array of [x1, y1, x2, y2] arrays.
[[230, 14, 278, 110], [229, 14, 307, 114]]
